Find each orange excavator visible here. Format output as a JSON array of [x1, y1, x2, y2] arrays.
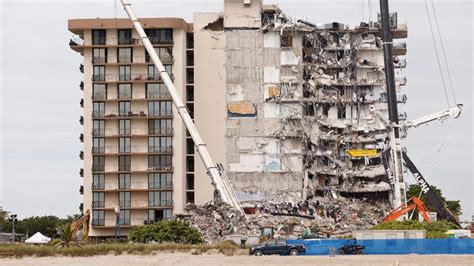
[[383, 196, 431, 223]]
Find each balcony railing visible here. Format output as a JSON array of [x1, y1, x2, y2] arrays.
[[92, 165, 105, 172], [148, 111, 173, 117], [117, 55, 133, 63], [148, 200, 173, 208], [92, 93, 107, 101], [92, 57, 107, 64], [92, 183, 105, 190], [149, 181, 173, 190], [79, 37, 173, 46], [119, 200, 131, 208], [148, 164, 173, 171], [92, 147, 105, 154], [92, 111, 105, 118], [146, 92, 172, 100], [92, 128, 105, 136], [91, 219, 105, 226], [148, 146, 173, 153], [92, 201, 105, 208], [149, 128, 174, 135], [118, 164, 131, 172], [90, 74, 173, 83]]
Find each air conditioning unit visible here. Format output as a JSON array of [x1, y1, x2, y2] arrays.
[[243, 0, 251, 5]]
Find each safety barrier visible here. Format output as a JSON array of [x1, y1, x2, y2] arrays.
[[287, 238, 474, 255]]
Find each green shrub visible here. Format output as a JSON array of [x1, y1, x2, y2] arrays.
[[128, 220, 202, 244], [372, 220, 457, 238]]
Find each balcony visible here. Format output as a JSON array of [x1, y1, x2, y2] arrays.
[[148, 111, 173, 118], [92, 128, 105, 136], [92, 165, 105, 172], [148, 146, 173, 153], [119, 200, 131, 208], [92, 93, 107, 101], [91, 218, 152, 227]]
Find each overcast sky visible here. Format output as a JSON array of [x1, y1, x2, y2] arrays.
[[0, 0, 472, 221]]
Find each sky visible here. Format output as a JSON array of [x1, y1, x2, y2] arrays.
[[0, 0, 472, 221]]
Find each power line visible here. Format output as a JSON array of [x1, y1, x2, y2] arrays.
[[430, 0, 458, 104], [424, 0, 451, 107]]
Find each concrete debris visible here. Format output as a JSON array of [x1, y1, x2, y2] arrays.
[[182, 194, 391, 244], [227, 101, 257, 116]]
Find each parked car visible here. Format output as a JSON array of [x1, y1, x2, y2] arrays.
[[249, 239, 305, 256], [338, 239, 365, 255]]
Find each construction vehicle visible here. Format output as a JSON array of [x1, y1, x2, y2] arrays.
[[379, 0, 462, 228], [383, 196, 431, 223]]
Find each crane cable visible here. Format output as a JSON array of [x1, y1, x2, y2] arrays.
[[429, 0, 458, 105], [423, 0, 451, 108]]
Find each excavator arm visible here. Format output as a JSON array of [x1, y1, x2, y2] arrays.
[[70, 210, 90, 242], [384, 196, 431, 223]]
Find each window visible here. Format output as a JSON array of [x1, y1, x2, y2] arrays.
[[148, 191, 172, 207], [186, 139, 194, 155], [186, 174, 194, 190], [118, 29, 132, 45], [93, 137, 105, 153], [186, 156, 194, 172], [93, 65, 105, 81], [93, 102, 105, 118], [186, 191, 195, 204], [119, 209, 131, 225], [92, 48, 107, 63], [92, 29, 106, 45], [149, 137, 172, 153], [186, 68, 193, 84], [148, 101, 172, 117], [145, 29, 173, 44], [147, 65, 159, 80], [93, 120, 105, 136], [93, 174, 105, 190], [146, 83, 169, 99], [186, 32, 194, 49], [92, 156, 105, 171], [92, 210, 105, 225], [119, 173, 131, 189], [148, 119, 172, 135], [92, 192, 105, 207], [119, 119, 131, 135], [119, 155, 131, 171], [119, 65, 131, 81], [281, 35, 293, 48], [118, 47, 132, 63], [148, 173, 172, 189], [145, 47, 172, 63], [118, 101, 131, 116], [93, 84, 107, 100], [118, 84, 132, 99], [148, 209, 172, 222], [186, 86, 194, 101], [148, 155, 172, 170], [119, 137, 131, 153], [119, 191, 131, 207]]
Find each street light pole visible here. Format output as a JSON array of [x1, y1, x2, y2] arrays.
[[114, 205, 121, 240], [9, 214, 17, 243]]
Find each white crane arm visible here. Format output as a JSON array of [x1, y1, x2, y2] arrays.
[[404, 104, 462, 128], [120, 0, 243, 214]]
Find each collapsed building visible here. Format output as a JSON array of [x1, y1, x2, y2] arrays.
[[195, 1, 407, 205]]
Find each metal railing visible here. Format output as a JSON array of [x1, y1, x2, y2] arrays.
[[91, 73, 173, 82], [92, 128, 105, 136], [80, 37, 173, 46], [148, 164, 174, 171], [92, 111, 105, 118], [148, 200, 173, 208], [146, 92, 172, 100], [148, 110, 173, 117], [148, 181, 173, 189], [92, 201, 105, 208], [119, 200, 131, 208], [92, 183, 105, 190], [91, 219, 105, 226], [92, 165, 105, 172], [148, 146, 173, 153], [92, 93, 107, 101], [148, 128, 174, 135]]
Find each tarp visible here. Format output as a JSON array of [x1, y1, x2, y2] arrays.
[[25, 232, 51, 244]]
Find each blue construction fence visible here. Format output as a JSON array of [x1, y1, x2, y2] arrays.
[[287, 238, 474, 255]]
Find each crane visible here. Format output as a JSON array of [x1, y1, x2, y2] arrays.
[[120, 0, 243, 214], [383, 196, 431, 223]]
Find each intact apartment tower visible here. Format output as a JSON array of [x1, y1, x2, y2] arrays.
[[70, 0, 407, 237]]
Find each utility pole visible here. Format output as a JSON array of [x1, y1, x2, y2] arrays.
[[379, 0, 406, 209]]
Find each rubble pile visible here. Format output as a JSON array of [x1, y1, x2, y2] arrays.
[[182, 195, 391, 244]]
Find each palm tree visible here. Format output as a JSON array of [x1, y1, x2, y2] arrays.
[[58, 223, 74, 247]]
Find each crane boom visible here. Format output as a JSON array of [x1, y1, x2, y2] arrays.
[[404, 104, 462, 128], [120, 0, 243, 214]]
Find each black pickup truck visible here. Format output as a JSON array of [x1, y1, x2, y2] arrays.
[[249, 239, 305, 256]]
